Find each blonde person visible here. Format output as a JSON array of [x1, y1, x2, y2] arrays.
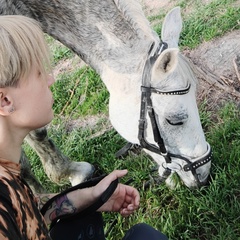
[[0, 15, 168, 240]]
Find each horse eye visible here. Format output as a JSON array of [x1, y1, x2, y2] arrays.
[[166, 119, 184, 126]]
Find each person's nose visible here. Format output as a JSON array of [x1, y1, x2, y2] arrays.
[[47, 74, 55, 87]]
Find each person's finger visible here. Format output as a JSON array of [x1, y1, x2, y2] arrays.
[[109, 169, 128, 180], [99, 169, 128, 189], [120, 208, 136, 217], [93, 169, 128, 198], [124, 186, 140, 205]]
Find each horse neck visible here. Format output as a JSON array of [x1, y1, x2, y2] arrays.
[[0, 0, 159, 77]]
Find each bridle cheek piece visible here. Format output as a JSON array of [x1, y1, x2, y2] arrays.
[[138, 41, 212, 186]]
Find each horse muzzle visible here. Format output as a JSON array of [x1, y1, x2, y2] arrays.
[[162, 142, 212, 187]]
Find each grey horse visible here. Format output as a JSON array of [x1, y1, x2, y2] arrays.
[[0, 0, 212, 192]]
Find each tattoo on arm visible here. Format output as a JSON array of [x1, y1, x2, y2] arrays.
[[49, 194, 77, 221], [36, 193, 78, 224], [35, 194, 52, 210]]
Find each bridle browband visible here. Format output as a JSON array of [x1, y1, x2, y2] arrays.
[[138, 41, 212, 186]]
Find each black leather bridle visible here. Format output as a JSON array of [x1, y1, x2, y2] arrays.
[[138, 41, 212, 186]]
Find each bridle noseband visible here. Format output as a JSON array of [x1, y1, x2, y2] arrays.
[[138, 42, 212, 186]]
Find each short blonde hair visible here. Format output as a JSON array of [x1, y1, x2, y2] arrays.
[[0, 15, 51, 87]]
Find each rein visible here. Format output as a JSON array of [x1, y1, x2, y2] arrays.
[[138, 42, 212, 186]]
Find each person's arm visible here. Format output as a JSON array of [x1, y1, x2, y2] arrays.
[[37, 169, 140, 225], [35, 187, 97, 225]]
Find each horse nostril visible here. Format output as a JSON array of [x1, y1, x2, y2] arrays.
[[166, 119, 184, 126]]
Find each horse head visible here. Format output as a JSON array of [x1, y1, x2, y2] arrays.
[[109, 7, 212, 188]]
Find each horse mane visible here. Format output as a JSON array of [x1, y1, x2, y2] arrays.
[[179, 54, 198, 87], [91, 0, 161, 73], [0, 0, 160, 74], [114, 0, 160, 53]]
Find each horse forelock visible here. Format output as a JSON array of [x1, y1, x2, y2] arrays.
[[178, 54, 198, 87], [150, 51, 197, 92], [161, 54, 197, 91]]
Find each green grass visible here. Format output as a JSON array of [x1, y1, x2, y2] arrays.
[[23, 0, 240, 239], [25, 103, 240, 239], [51, 66, 109, 117], [180, 0, 240, 48], [45, 35, 74, 65], [151, 0, 240, 49]]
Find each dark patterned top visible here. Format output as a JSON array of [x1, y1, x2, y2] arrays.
[[0, 159, 51, 239]]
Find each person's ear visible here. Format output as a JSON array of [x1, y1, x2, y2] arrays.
[[0, 91, 15, 116]]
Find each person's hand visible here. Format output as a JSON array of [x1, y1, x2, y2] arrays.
[[92, 169, 140, 217]]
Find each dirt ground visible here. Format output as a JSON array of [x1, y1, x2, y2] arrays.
[[186, 30, 240, 110]]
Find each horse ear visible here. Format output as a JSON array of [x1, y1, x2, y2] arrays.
[[151, 48, 179, 82], [161, 7, 182, 48]]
